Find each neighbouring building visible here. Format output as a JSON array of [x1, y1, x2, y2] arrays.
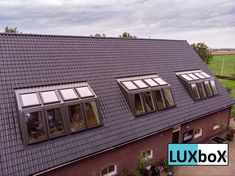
[[0, 33, 234, 176]]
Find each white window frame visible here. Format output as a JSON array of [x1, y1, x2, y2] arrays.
[[142, 149, 154, 160], [213, 123, 221, 130], [100, 165, 118, 176], [194, 128, 203, 139]]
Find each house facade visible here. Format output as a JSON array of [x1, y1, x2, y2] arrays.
[[0, 33, 234, 176]]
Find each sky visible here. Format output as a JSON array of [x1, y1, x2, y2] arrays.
[[0, 0, 235, 48]]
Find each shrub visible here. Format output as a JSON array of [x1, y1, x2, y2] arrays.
[[162, 158, 176, 172]]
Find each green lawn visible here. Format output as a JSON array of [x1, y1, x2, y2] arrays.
[[208, 54, 235, 77], [208, 54, 235, 117]]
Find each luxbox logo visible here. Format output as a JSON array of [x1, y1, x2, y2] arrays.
[[168, 144, 228, 166]]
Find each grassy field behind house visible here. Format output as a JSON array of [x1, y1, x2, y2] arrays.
[[208, 54, 235, 117]]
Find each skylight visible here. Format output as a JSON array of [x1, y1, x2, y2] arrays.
[[21, 93, 40, 107], [200, 72, 211, 78], [76, 86, 94, 98], [153, 77, 167, 85], [40, 91, 59, 104], [187, 73, 200, 80], [181, 74, 193, 81], [122, 81, 138, 90], [60, 88, 78, 101], [133, 80, 148, 89], [194, 72, 206, 79], [143, 78, 159, 87]]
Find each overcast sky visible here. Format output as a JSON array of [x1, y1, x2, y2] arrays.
[[0, 0, 235, 48]]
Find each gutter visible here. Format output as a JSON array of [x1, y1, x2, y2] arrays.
[[33, 104, 233, 176]]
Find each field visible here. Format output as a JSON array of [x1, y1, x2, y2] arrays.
[[208, 54, 235, 117]]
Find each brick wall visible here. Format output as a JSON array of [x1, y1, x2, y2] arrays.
[[42, 108, 231, 176]]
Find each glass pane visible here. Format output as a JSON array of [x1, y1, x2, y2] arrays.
[[181, 74, 193, 81], [46, 108, 65, 137], [134, 94, 145, 115], [21, 93, 40, 107], [163, 88, 175, 108], [200, 72, 211, 78], [109, 165, 115, 172], [197, 82, 207, 98], [204, 81, 213, 97], [133, 80, 148, 88], [76, 87, 94, 98], [143, 92, 154, 112], [144, 78, 159, 87], [60, 88, 78, 101], [187, 73, 200, 80], [85, 102, 101, 128], [210, 80, 218, 95], [25, 111, 46, 143], [155, 90, 166, 110], [153, 77, 167, 85], [122, 81, 138, 90], [191, 83, 200, 100], [68, 104, 85, 132], [194, 72, 206, 79], [40, 91, 59, 104]]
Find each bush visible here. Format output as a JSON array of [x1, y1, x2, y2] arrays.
[[162, 158, 176, 172]]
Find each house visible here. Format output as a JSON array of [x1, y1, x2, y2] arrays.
[[0, 33, 234, 176]]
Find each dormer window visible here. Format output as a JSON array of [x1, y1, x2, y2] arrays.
[[176, 70, 218, 101], [117, 74, 175, 117], [15, 83, 102, 145]]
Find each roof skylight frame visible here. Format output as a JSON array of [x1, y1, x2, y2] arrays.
[[187, 73, 200, 80], [180, 74, 193, 81], [76, 86, 95, 98], [122, 81, 138, 91], [153, 77, 168, 86], [194, 72, 206, 79], [133, 80, 149, 89], [200, 71, 212, 78], [20, 93, 41, 108], [143, 78, 159, 87], [59, 88, 79, 101], [40, 90, 60, 104]]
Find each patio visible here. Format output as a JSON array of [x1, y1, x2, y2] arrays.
[[175, 118, 235, 176]]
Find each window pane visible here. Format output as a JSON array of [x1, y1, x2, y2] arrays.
[[163, 88, 175, 108], [68, 104, 85, 132], [122, 81, 138, 90], [204, 81, 213, 97], [134, 94, 145, 115], [25, 111, 46, 143], [143, 92, 154, 112], [181, 74, 193, 81], [153, 77, 167, 85], [40, 91, 59, 104], [187, 73, 200, 80], [191, 83, 200, 100], [210, 80, 218, 95], [21, 93, 40, 107], [76, 87, 94, 98], [197, 82, 207, 98], [194, 72, 206, 79], [144, 78, 159, 87], [85, 102, 101, 128], [60, 88, 78, 101], [46, 108, 65, 137], [133, 80, 148, 88], [155, 90, 166, 110], [200, 72, 211, 78]]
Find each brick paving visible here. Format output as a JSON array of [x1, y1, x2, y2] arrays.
[[175, 119, 235, 176]]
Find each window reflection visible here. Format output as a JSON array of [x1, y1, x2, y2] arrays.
[[134, 94, 145, 115], [191, 83, 200, 100], [163, 88, 175, 108], [155, 90, 166, 110], [68, 104, 85, 132], [204, 81, 213, 97], [210, 80, 218, 95], [143, 92, 154, 112], [197, 82, 207, 98], [25, 111, 46, 143], [46, 108, 65, 137], [85, 102, 101, 128]]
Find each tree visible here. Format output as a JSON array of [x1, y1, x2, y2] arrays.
[[119, 32, 137, 39], [191, 42, 213, 64], [90, 33, 106, 37], [4, 26, 20, 33]]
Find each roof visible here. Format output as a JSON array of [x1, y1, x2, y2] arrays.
[[0, 33, 234, 175]]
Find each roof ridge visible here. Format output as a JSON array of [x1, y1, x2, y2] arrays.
[[0, 32, 187, 42]]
